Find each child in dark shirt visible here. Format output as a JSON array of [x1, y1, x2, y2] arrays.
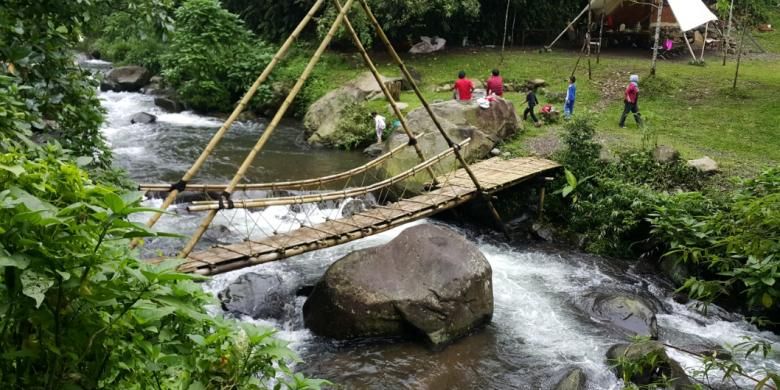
[[524, 87, 541, 127]]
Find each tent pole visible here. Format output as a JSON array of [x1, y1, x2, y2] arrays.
[[597, 12, 604, 64], [700, 22, 709, 61], [722, 0, 735, 65], [650, 0, 664, 76], [571, 38, 588, 78], [683, 31, 698, 62], [733, 26, 746, 89], [500, 0, 510, 65], [546, 4, 590, 50]]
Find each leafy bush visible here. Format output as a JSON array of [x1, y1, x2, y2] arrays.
[[650, 168, 780, 313], [606, 150, 704, 191], [554, 116, 602, 177], [161, 0, 275, 113], [1, 1, 108, 163], [0, 150, 324, 388], [329, 103, 375, 150]]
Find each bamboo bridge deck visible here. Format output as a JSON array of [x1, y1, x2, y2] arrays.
[[176, 157, 560, 275]]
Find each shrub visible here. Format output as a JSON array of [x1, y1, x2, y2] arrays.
[[0, 150, 324, 388], [329, 103, 375, 150], [161, 0, 275, 113]]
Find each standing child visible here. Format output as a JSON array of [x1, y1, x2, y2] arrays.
[[371, 112, 386, 143], [524, 87, 541, 127], [619, 74, 643, 128], [564, 76, 576, 119]]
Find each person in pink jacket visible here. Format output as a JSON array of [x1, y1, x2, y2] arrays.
[[619, 74, 643, 128]]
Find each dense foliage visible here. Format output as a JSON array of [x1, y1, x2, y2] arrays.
[[0, 1, 107, 163], [328, 103, 377, 150], [0, 150, 324, 389], [160, 0, 276, 113], [548, 118, 779, 322]]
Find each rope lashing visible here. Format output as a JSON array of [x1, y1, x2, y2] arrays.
[[170, 180, 188, 193], [408, 137, 418, 146], [217, 191, 235, 210]]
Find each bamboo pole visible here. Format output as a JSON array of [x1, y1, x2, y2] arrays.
[[683, 31, 698, 62], [546, 4, 590, 50], [650, 0, 664, 76], [178, 0, 357, 258], [597, 12, 604, 64], [334, 0, 438, 185], [135, 0, 326, 241], [358, 0, 510, 239], [187, 139, 469, 211], [586, 7, 592, 80], [700, 22, 709, 61], [733, 26, 746, 89], [500, 0, 511, 64]]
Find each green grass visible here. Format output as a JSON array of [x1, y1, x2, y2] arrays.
[[310, 36, 780, 176]]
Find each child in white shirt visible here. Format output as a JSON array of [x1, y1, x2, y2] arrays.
[[371, 112, 386, 143]]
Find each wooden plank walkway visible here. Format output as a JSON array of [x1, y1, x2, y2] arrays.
[[174, 157, 560, 275]]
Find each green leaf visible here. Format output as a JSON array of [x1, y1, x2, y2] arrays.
[[562, 186, 574, 198], [104, 192, 125, 213], [21, 270, 55, 308], [0, 253, 31, 270], [761, 293, 773, 308], [188, 334, 206, 345], [0, 163, 25, 177], [75, 156, 93, 167], [56, 25, 68, 34], [761, 277, 775, 286], [564, 169, 578, 188]]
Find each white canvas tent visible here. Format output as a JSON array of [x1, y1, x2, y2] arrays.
[[548, 0, 718, 58]]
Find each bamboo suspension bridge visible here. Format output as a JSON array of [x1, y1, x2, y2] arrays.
[[138, 0, 561, 275]]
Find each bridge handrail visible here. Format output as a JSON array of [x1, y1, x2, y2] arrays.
[[185, 138, 470, 211], [139, 131, 430, 193]]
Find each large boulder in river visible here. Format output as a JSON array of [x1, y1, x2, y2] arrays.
[[586, 292, 661, 339], [305, 72, 393, 145], [607, 342, 692, 389], [375, 98, 520, 193], [302, 224, 493, 347], [219, 272, 300, 319], [101, 66, 152, 92]]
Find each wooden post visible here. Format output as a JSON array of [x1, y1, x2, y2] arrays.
[[586, 8, 592, 80], [359, 0, 511, 239], [334, 0, 438, 184], [650, 0, 664, 76], [723, 0, 735, 65], [178, 0, 357, 258], [500, 0, 510, 65], [384, 80, 401, 101], [733, 26, 746, 89], [136, 0, 326, 242], [571, 38, 588, 79]]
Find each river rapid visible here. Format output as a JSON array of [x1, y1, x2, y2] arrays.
[[96, 72, 779, 389]]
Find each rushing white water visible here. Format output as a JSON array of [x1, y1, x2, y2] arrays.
[[93, 71, 779, 389]]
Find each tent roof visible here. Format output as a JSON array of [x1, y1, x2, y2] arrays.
[[590, 0, 717, 31], [666, 0, 717, 31]]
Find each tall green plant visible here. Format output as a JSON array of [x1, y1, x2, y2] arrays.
[[0, 150, 325, 389]]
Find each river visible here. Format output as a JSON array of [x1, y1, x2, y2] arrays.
[[96, 72, 779, 389]]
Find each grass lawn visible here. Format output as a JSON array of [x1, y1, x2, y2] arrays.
[[314, 21, 780, 177]]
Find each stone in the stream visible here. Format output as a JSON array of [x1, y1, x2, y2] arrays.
[[554, 368, 586, 390], [130, 112, 156, 124], [303, 224, 493, 347], [490, 148, 501, 156], [219, 272, 300, 319], [607, 342, 692, 389], [652, 145, 680, 163], [687, 156, 719, 174], [101, 65, 152, 92], [362, 142, 385, 157], [588, 292, 660, 339], [154, 96, 184, 113]]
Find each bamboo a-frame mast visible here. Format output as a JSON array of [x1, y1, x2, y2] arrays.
[[358, 0, 510, 238], [136, 0, 326, 240], [178, 0, 358, 257], [334, 0, 438, 185]]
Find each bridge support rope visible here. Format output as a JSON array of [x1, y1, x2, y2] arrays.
[[358, 0, 510, 238], [135, 0, 327, 243], [178, 0, 358, 258]]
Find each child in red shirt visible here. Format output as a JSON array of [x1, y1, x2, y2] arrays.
[[453, 70, 474, 101], [486, 69, 503, 97]]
